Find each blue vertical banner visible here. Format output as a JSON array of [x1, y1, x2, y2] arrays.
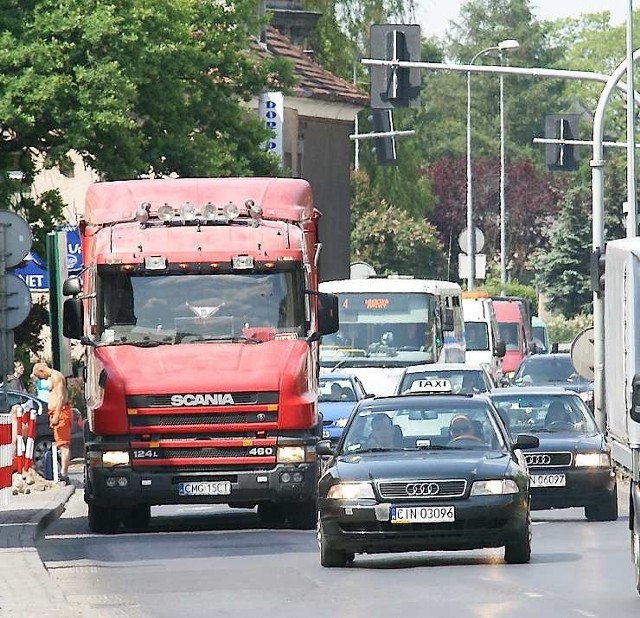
[[259, 92, 284, 166], [65, 225, 82, 273]]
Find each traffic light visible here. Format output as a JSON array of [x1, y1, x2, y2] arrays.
[[370, 24, 421, 109], [545, 114, 580, 172], [590, 246, 606, 295], [371, 109, 397, 166]]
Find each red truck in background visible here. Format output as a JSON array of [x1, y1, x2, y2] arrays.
[[62, 177, 338, 534], [492, 297, 535, 380]]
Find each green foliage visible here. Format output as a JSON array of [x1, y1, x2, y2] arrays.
[[535, 187, 592, 317], [546, 314, 592, 345], [0, 0, 293, 181], [477, 276, 537, 314], [350, 170, 445, 277], [13, 296, 49, 360]]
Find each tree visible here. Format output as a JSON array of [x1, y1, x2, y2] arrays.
[[0, 1, 293, 183], [535, 187, 592, 317], [350, 170, 445, 277], [426, 155, 560, 283]]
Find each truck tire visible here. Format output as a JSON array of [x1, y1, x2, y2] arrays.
[[286, 500, 317, 530], [258, 502, 286, 527], [88, 504, 120, 534], [504, 515, 531, 564], [318, 520, 352, 568], [584, 485, 618, 521], [632, 507, 640, 595]]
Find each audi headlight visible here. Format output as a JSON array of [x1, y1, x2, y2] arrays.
[[335, 418, 349, 428], [101, 451, 130, 467], [326, 482, 375, 500], [575, 452, 610, 467], [470, 479, 519, 496], [277, 446, 305, 463]]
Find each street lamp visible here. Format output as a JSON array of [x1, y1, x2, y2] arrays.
[[465, 38, 519, 291]]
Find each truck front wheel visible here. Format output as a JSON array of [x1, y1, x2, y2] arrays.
[[124, 505, 151, 530], [585, 485, 618, 521], [88, 504, 120, 534], [286, 500, 317, 530]]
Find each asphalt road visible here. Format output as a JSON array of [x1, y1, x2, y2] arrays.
[[37, 480, 639, 618]]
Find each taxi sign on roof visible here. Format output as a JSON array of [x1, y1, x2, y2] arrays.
[[409, 379, 453, 394]]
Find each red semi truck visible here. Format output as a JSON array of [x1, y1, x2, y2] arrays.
[[62, 177, 338, 533]]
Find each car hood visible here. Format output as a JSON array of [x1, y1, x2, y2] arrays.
[[527, 431, 604, 451], [318, 401, 357, 422], [330, 449, 512, 482]]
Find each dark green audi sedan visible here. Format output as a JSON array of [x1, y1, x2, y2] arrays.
[[317, 390, 538, 567]]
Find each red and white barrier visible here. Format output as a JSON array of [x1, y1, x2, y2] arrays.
[[0, 413, 11, 507]]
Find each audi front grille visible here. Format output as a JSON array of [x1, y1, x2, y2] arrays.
[[377, 480, 467, 500], [524, 452, 572, 467]]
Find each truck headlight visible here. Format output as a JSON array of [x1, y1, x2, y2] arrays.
[[101, 451, 130, 467], [470, 479, 519, 496], [277, 446, 305, 463], [575, 453, 610, 467], [327, 482, 375, 500]]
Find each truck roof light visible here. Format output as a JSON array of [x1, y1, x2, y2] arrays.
[[246, 200, 263, 221], [122, 265, 135, 272], [178, 263, 189, 271], [144, 256, 167, 271], [264, 262, 275, 269], [209, 263, 220, 270], [157, 204, 174, 222], [232, 255, 254, 270], [224, 202, 240, 221], [134, 202, 151, 223], [180, 202, 197, 221], [202, 202, 218, 220]]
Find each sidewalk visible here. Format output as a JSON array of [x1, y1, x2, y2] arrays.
[[0, 473, 79, 617]]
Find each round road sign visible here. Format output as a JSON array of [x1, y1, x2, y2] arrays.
[[0, 210, 32, 268], [1, 274, 32, 329], [571, 327, 594, 382], [458, 226, 485, 253]]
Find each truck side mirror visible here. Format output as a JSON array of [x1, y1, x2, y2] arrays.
[[495, 340, 506, 358], [631, 374, 640, 423], [316, 291, 339, 336], [63, 298, 84, 339], [62, 275, 82, 296]]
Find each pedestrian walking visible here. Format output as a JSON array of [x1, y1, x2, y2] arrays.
[[31, 362, 72, 483]]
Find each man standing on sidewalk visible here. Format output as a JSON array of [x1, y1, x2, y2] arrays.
[[31, 362, 71, 483]]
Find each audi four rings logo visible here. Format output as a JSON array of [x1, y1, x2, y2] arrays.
[[405, 482, 440, 496], [525, 454, 552, 465]]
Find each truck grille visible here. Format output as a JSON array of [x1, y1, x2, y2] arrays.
[[129, 412, 277, 428]]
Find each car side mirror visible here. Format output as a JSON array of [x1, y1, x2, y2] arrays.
[[512, 434, 539, 450], [443, 308, 454, 332], [316, 439, 335, 456], [495, 340, 506, 358]]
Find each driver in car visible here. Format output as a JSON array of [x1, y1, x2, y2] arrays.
[[448, 414, 481, 443]]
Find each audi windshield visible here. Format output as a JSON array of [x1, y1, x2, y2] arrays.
[[338, 398, 508, 454]]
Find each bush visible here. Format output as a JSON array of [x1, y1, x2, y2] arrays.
[[546, 314, 592, 345]]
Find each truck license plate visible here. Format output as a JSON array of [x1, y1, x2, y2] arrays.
[[178, 481, 232, 496]]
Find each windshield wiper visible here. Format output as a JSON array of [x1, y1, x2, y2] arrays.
[[349, 447, 396, 454], [182, 336, 261, 344], [101, 339, 172, 347], [402, 445, 454, 451]]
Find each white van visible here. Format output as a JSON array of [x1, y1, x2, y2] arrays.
[[462, 294, 506, 383]]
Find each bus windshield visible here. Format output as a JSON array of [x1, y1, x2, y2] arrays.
[[320, 292, 438, 366]]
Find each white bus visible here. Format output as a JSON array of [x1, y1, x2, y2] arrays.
[[319, 277, 466, 396]]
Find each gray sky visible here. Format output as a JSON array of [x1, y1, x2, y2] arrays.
[[416, 0, 628, 38]]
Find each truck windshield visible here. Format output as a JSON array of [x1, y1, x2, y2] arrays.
[[97, 271, 305, 344], [320, 292, 438, 366]]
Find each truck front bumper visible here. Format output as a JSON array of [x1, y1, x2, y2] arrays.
[[85, 463, 318, 507]]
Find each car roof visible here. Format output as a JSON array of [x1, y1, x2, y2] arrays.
[[490, 385, 578, 396], [402, 363, 485, 374], [358, 393, 494, 407], [520, 353, 570, 362]]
